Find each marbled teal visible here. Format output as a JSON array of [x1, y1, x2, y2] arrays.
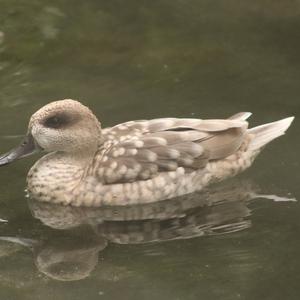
[[0, 99, 294, 206]]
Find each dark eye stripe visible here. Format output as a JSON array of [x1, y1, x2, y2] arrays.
[[43, 113, 74, 129], [44, 116, 61, 128]]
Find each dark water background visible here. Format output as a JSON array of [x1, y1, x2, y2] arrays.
[[0, 1, 299, 299]]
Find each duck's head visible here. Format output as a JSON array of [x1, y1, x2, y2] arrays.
[[0, 99, 102, 165]]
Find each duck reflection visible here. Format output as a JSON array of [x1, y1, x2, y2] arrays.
[[0, 233, 107, 281], [0, 179, 294, 281]]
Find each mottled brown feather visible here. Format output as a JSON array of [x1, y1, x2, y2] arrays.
[[94, 118, 248, 184]]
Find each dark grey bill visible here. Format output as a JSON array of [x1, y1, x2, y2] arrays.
[[0, 134, 41, 166]]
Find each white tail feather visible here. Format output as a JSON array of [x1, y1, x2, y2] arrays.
[[228, 112, 252, 121], [248, 117, 294, 150]]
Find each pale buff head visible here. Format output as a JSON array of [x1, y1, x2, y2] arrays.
[[28, 99, 102, 153]]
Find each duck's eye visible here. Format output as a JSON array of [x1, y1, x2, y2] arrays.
[[43, 114, 69, 129]]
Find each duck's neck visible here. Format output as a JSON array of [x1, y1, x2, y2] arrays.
[[27, 150, 95, 204]]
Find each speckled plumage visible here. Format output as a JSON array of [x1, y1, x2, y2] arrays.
[[18, 99, 293, 207]]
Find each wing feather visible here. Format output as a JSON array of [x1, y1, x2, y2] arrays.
[[95, 116, 248, 184]]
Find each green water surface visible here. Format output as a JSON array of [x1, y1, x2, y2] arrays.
[[0, 1, 299, 299]]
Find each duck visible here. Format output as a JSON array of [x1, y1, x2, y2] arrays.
[[0, 99, 294, 207]]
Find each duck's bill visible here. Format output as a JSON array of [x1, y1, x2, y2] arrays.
[[0, 134, 41, 166]]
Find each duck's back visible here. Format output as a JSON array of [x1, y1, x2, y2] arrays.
[[93, 116, 249, 184]]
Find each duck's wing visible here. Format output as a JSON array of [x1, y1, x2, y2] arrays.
[[97, 117, 249, 184]]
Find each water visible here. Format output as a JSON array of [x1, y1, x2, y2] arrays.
[[0, 1, 299, 299]]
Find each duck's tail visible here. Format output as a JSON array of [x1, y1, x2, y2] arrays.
[[247, 116, 294, 151]]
